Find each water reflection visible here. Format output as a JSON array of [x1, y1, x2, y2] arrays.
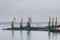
[[11, 30, 14, 40], [11, 30, 31, 40], [48, 32, 50, 40], [27, 31, 31, 40], [20, 30, 23, 40], [11, 30, 60, 40], [48, 32, 58, 40]]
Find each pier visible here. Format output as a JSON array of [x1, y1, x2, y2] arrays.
[[3, 16, 60, 32]]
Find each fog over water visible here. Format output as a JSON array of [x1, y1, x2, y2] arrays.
[[0, 0, 60, 40]]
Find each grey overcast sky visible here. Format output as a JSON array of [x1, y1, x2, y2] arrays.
[[0, 0, 60, 22]]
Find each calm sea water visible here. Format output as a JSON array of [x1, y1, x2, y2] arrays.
[[0, 22, 60, 40]]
